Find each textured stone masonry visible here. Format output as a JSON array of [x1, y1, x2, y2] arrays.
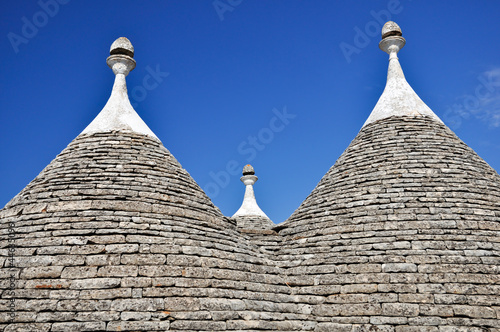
[[1, 115, 499, 331]]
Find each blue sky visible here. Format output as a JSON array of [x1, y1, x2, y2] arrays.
[[1, 1, 500, 223]]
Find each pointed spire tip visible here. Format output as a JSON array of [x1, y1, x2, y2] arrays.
[[80, 37, 157, 139], [362, 22, 443, 128], [232, 164, 269, 219]]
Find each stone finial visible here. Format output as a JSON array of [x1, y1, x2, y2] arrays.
[[379, 21, 406, 56], [80, 37, 157, 139], [381, 21, 402, 39], [107, 37, 136, 76], [242, 164, 255, 176], [362, 22, 443, 128], [110, 37, 135, 57], [241, 165, 257, 187], [232, 165, 269, 219]]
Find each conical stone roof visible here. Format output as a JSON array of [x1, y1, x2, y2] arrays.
[[0, 38, 287, 332], [278, 22, 500, 330], [232, 164, 275, 230], [2, 37, 224, 226]]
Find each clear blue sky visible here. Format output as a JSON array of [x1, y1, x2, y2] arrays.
[[1, 1, 500, 223]]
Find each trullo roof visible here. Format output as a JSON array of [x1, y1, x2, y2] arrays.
[[232, 164, 275, 230]]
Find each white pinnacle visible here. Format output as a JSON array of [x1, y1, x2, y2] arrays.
[[81, 37, 158, 139], [362, 21, 443, 128], [232, 165, 269, 219]]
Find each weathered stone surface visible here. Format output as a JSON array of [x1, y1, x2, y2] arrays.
[[80, 288, 131, 299], [315, 323, 352, 332], [233, 215, 275, 231], [3, 323, 52, 332], [107, 320, 170, 331], [370, 316, 408, 325], [452, 305, 497, 319], [382, 303, 419, 317], [382, 263, 417, 273], [111, 298, 164, 311], [120, 311, 152, 321], [98, 265, 138, 277], [395, 327, 438, 332], [52, 322, 106, 331], [120, 254, 166, 265], [56, 299, 111, 311], [70, 278, 121, 289], [61, 266, 98, 279], [20, 266, 64, 279]]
